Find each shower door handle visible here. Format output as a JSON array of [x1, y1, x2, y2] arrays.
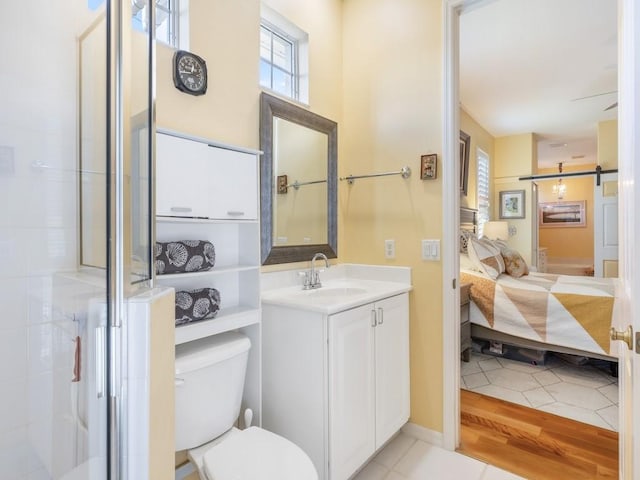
[[95, 326, 106, 398]]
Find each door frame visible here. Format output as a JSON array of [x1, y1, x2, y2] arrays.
[[441, 2, 639, 472]]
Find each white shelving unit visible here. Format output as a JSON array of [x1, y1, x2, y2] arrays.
[[154, 128, 262, 425]]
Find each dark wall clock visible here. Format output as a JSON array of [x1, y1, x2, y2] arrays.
[[173, 50, 208, 96]]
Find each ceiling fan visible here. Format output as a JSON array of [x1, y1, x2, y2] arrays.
[[571, 90, 618, 111]]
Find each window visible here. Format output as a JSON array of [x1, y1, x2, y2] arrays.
[[132, 0, 189, 49], [477, 149, 490, 237], [260, 5, 308, 103]]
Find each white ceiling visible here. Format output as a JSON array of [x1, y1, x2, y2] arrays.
[[459, 0, 617, 169]]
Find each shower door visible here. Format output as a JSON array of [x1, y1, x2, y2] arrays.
[[0, 0, 154, 479]]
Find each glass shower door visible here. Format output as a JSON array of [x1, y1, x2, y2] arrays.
[[0, 0, 154, 479]]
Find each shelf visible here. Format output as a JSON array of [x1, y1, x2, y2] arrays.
[[174, 306, 260, 345], [155, 265, 259, 281], [157, 215, 258, 225]]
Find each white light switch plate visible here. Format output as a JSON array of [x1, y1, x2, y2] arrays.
[[385, 239, 395, 259], [422, 239, 440, 261]]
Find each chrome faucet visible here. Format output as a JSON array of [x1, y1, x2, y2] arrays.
[[301, 252, 330, 289]]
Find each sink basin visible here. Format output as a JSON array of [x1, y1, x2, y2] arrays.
[[308, 287, 368, 297]]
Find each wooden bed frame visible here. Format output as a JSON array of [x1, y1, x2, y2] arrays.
[[460, 207, 617, 364]]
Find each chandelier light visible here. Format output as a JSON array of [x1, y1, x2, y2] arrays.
[[552, 162, 567, 199]]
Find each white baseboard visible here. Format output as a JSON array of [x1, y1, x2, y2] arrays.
[[401, 422, 444, 448]]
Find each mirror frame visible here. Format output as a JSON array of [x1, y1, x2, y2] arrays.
[[260, 92, 338, 265]]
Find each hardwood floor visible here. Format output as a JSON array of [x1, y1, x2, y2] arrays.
[[458, 389, 618, 480]]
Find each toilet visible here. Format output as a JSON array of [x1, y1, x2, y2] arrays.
[[175, 331, 318, 480]]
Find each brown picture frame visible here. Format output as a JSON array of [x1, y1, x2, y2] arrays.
[[421, 153, 437, 180]]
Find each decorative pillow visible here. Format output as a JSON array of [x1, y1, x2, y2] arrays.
[[155, 240, 216, 275], [460, 229, 476, 254], [175, 288, 221, 325], [494, 240, 529, 278], [467, 237, 505, 280], [460, 253, 482, 272]]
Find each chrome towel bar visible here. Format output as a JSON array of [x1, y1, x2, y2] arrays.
[[340, 166, 411, 184]]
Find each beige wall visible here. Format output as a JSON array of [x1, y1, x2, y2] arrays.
[[460, 109, 495, 210], [493, 134, 536, 264], [597, 119, 618, 169], [537, 164, 595, 262], [342, 0, 444, 432]]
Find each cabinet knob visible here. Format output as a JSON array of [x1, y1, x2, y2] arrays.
[[371, 309, 377, 327], [377, 307, 384, 325]]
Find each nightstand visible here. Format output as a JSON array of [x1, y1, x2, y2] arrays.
[[460, 283, 471, 362]]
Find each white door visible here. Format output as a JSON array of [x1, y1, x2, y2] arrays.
[[329, 303, 376, 480], [613, 0, 639, 477], [374, 294, 410, 447], [594, 173, 619, 278]]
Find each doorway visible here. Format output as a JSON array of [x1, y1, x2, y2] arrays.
[[442, 0, 625, 474]]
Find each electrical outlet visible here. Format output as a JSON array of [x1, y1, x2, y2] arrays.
[[421, 239, 440, 261], [385, 239, 395, 259]]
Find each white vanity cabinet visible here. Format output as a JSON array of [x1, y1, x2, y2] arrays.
[[154, 128, 262, 425], [262, 292, 410, 480]]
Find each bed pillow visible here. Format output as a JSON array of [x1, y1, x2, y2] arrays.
[[494, 239, 529, 278], [460, 253, 482, 272], [460, 229, 476, 254], [467, 237, 505, 280]]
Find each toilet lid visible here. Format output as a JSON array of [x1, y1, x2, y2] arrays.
[[203, 427, 318, 480]]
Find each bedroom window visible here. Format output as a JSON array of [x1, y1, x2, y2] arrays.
[[260, 5, 309, 103], [477, 149, 490, 237], [132, 0, 189, 49]]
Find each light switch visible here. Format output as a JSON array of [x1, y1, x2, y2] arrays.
[[421, 239, 440, 261], [385, 239, 395, 259]]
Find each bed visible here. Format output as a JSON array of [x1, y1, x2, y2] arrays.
[[459, 207, 617, 363]]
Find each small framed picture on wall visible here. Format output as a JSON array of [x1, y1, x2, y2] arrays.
[[499, 190, 526, 219], [420, 154, 437, 179]]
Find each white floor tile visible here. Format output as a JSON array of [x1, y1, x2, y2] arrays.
[[374, 432, 416, 469], [463, 372, 490, 389], [393, 441, 486, 480], [352, 461, 388, 480], [522, 387, 555, 407], [497, 357, 548, 374], [471, 385, 531, 407], [538, 402, 611, 429], [598, 383, 619, 404], [478, 358, 502, 372], [545, 381, 613, 410], [532, 370, 561, 386], [461, 360, 482, 376], [484, 368, 540, 392], [552, 365, 614, 389], [597, 404, 619, 431], [481, 464, 526, 480]]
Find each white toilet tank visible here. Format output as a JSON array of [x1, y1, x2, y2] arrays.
[[174, 331, 251, 451]]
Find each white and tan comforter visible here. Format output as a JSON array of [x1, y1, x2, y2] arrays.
[[461, 270, 617, 356]]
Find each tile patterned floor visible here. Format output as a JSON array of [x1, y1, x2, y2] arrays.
[[461, 351, 618, 431], [351, 432, 525, 480]]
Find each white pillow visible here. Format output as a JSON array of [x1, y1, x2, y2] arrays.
[[460, 253, 482, 272], [459, 229, 475, 254], [494, 239, 529, 278], [467, 237, 505, 280]]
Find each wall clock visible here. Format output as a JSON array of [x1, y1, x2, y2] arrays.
[[173, 50, 208, 96]]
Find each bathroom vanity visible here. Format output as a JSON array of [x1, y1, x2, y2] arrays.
[[261, 265, 411, 480]]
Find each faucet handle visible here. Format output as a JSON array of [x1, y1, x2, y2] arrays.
[[298, 270, 311, 288]]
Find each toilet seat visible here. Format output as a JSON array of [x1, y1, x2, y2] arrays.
[[199, 427, 317, 480]]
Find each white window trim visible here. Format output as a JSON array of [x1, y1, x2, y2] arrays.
[[476, 148, 490, 237], [260, 3, 309, 104]]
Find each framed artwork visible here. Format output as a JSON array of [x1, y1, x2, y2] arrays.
[[539, 200, 586, 227], [459, 130, 470, 195], [420, 153, 437, 179], [499, 190, 526, 219]]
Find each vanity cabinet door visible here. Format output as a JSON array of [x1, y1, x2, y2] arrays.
[[374, 294, 410, 447], [328, 303, 376, 480], [156, 132, 210, 218]]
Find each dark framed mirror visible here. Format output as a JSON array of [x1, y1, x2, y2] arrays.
[[260, 92, 338, 265]]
